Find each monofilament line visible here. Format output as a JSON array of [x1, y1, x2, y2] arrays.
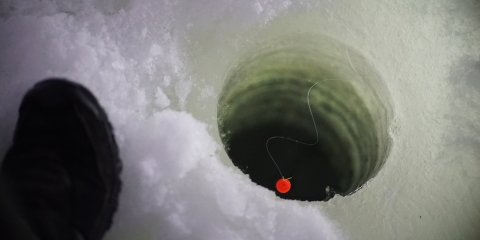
[[265, 79, 346, 178]]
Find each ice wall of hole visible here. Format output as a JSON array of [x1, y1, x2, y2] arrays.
[[217, 35, 393, 201]]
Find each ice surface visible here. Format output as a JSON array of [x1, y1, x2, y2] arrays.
[[1, 0, 480, 239]]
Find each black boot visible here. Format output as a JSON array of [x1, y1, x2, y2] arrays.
[[0, 79, 122, 240]]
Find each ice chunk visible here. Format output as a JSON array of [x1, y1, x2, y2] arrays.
[[155, 87, 170, 108]]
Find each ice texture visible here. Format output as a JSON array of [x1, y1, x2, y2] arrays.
[[1, 0, 480, 239]]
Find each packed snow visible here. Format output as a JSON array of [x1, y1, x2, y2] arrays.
[[0, 0, 342, 239]]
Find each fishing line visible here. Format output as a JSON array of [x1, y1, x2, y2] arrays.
[[266, 78, 352, 193]]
